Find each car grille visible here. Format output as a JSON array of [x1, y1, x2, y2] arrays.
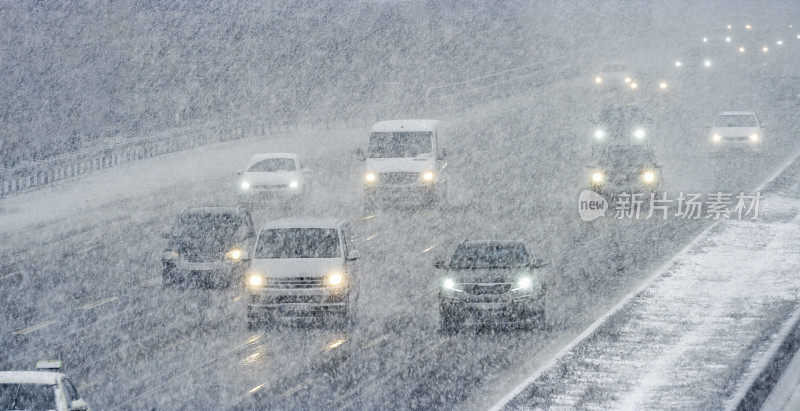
[[254, 184, 287, 189], [462, 283, 512, 295], [267, 277, 325, 289], [379, 172, 419, 185], [723, 136, 749, 141], [266, 295, 317, 304]]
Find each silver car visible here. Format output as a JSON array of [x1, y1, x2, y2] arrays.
[[435, 241, 548, 332]]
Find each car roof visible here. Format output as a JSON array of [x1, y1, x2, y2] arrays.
[[719, 111, 755, 116], [0, 371, 62, 385], [248, 152, 298, 164], [370, 119, 441, 133], [260, 217, 344, 230]]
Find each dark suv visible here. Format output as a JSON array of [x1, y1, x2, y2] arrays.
[[434, 241, 548, 332], [161, 207, 255, 288]]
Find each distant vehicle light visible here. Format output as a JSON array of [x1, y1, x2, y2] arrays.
[[702, 37, 708, 42], [727, 24, 732, 29], [630, 82, 638, 89], [594, 129, 606, 139], [745, 24, 752, 30], [633, 128, 646, 139], [703, 60, 712, 68], [762, 46, 769, 53], [591, 172, 604, 184], [642, 170, 656, 183], [749, 134, 760, 142], [659, 81, 668, 90], [364, 172, 377, 183], [739, 46, 746, 53], [226, 248, 242, 260], [325, 272, 344, 287], [422, 171, 435, 182], [725, 36, 731, 42], [674, 61, 683, 67], [594, 76, 603, 84], [624, 77, 632, 84], [442, 277, 460, 291], [289, 180, 299, 189], [248, 274, 264, 287], [514, 276, 533, 291], [712, 134, 722, 142], [240, 181, 251, 190], [777, 40, 784, 45]]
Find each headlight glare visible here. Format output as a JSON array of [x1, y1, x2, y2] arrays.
[[749, 134, 760, 142], [442, 277, 460, 291], [248, 273, 264, 287], [712, 134, 722, 142], [594, 76, 602, 84], [289, 180, 299, 189], [422, 171, 435, 182], [591, 171, 604, 185], [633, 128, 646, 139], [326, 272, 345, 287], [642, 170, 656, 183], [226, 248, 242, 260], [364, 172, 377, 183], [594, 129, 605, 139], [240, 181, 250, 190]]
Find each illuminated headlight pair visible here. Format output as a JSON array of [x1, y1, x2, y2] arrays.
[[711, 134, 759, 142], [594, 129, 645, 140], [246, 272, 345, 288], [591, 170, 656, 184]]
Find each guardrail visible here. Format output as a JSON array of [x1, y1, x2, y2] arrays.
[[0, 59, 570, 199]]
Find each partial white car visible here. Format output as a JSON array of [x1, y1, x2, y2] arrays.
[[237, 153, 311, 205], [593, 61, 638, 91], [0, 361, 90, 411], [709, 111, 765, 155], [244, 217, 360, 329], [357, 119, 448, 209]]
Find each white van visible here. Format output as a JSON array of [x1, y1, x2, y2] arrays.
[[244, 218, 360, 328], [357, 119, 448, 208]]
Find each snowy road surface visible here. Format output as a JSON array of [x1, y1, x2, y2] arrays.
[[2, 10, 800, 408], [763, 342, 800, 410], [497, 155, 800, 409]]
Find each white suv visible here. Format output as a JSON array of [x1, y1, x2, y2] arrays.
[[237, 153, 311, 205], [357, 119, 448, 209], [244, 218, 360, 329], [709, 111, 765, 155], [0, 362, 90, 411]]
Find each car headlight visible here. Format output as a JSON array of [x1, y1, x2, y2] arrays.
[[624, 77, 632, 84], [630, 82, 638, 90], [659, 81, 668, 90], [441, 277, 461, 292], [674, 61, 683, 67], [633, 128, 646, 139], [289, 180, 299, 189], [594, 76, 602, 84], [515, 276, 532, 290], [762, 46, 769, 53], [703, 60, 712, 68], [162, 251, 179, 261], [642, 170, 656, 183], [240, 181, 251, 190], [325, 272, 345, 287], [225, 248, 243, 261], [749, 134, 760, 142], [364, 172, 377, 183], [712, 134, 722, 142], [247, 273, 264, 287], [421, 171, 435, 182], [591, 171, 604, 185], [594, 129, 606, 140], [739, 46, 746, 54]]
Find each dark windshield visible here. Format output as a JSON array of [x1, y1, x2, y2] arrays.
[[169, 212, 246, 258], [600, 147, 653, 166], [255, 228, 341, 259], [368, 132, 433, 158], [599, 106, 646, 124], [0, 383, 56, 410], [247, 158, 296, 172], [449, 243, 529, 269], [715, 115, 758, 127], [601, 64, 630, 72]]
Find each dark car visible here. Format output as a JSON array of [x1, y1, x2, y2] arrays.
[[592, 105, 653, 146], [434, 241, 548, 332], [588, 145, 662, 197], [161, 206, 255, 288]]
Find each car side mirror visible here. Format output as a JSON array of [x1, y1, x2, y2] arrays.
[[530, 259, 549, 269], [356, 148, 366, 161], [434, 260, 448, 269], [347, 249, 360, 261], [437, 148, 447, 160], [69, 399, 89, 411], [236, 169, 243, 176]]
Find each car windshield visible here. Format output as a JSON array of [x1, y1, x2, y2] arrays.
[[169, 212, 245, 256], [600, 107, 645, 124], [368, 132, 433, 158], [599, 147, 653, 166], [0, 383, 56, 410], [247, 158, 296, 172], [715, 114, 758, 127], [449, 243, 529, 269], [255, 228, 341, 258]]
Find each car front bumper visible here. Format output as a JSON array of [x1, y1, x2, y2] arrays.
[[438, 290, 545, 318], [163, 260, 246, 285], [247, 286, 350, 317]]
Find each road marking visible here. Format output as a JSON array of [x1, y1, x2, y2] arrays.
[[280, 377, 313, 397], [232, 295, 242, 302], [364, 234, 377, 241], [75, 243, 102, 255], [324, 338, 347, 352], [419, 244, 438, 254], [0, 272, 19, 281], [248, 383, 265, 395], [12, 320, 57, 335], [80, 296, 118, 310], [358, 214, 376, 221], [362, 333, 391, 349]]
